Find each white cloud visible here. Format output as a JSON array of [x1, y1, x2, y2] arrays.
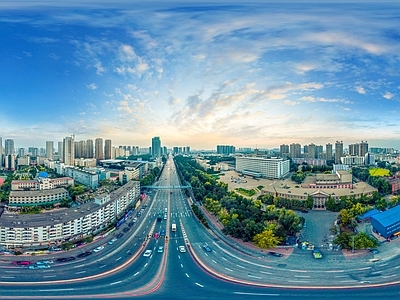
[[87, 83, 98, 90], [117, 100, 133, 115], [284, 100, 299, 106], [383, 92, 394, 100], [355, 86, 366, 94]]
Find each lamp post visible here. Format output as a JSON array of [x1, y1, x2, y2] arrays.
[[352, 235, 355, 253]]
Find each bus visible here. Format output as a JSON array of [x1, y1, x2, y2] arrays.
[[171, 223, 176, 232]]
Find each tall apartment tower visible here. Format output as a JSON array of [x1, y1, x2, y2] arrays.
[[289, 143, 301, 158], [95, 138, 104, 161], [216, 145, 235, 155], [280, 144, 289, 158], [86, 139, 94, 158], [74, 140, 86, 158], [359, 141, 369, 157], [335, 141, 344, 164], [308, 143, 316, 159], [4, 139, 14, 155], [63, 136, 75, 166], [0, 137, 3, 167], [46, 141, 54, 160], [151, 137, 161, 158], [326, 143, 333, 161], [58, 141, 64, 162], [104, 139, 112, 159]]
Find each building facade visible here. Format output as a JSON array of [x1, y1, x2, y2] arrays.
[[235, 156, 290, 179]]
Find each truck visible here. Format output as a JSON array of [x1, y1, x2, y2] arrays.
[[157, 210, 163, 222], [171, 223, 176, 232]]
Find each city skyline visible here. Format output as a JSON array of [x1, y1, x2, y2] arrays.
[[1, 1, 400, 149]]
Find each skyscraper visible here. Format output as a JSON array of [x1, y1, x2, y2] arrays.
[[359, 141, 369, 157], [95, 138, 104, 162], [74, 140, 86, 158], [46, 141, 54, 160], [308, 143, 315, 159], [104, 139, 112, 159], [335, 141, 343, 164], [326, 143, 333, 161], [151, 137, 161, 158], [280, 144, 289, 158], [86, 139, 94, 158], [289, 143, 301, 158], [63, 136, 75, 165], [58, 141, 64, 162], [4, 139, 14, 155]]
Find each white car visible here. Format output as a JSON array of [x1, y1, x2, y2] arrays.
[[143, 249, 152, 257], [179, 246, 186, 253], [36, 260, 53, 265], [108, 238, 117, 245], [93, 246, 104, 253]]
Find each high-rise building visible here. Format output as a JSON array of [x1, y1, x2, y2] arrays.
[[74, 140, 86, 159], [289, 143, 301, 159], [308, 143, 315, 159], [315, 145, 323, 159], [216, 145, 235, 155], [63, 136, 75, 165], [0, 137, 3, 167], [104, 139, 112, 159], [95, 138, 104, 162], [151, 137, 161, 158], [335, 141, 344, 164], [58, 141, 64, 162], [86, 139, 94, 158], [326, 143, 333, 161], [5, 154, 16, 171], [359, 141, 369, 157], [18, 148, 25, 157], [46, 141, 54, 160], [4, 139, 14, 155], [280, 144, 289, 158]]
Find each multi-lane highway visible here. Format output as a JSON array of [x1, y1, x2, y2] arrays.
[[1, 156, 400, 299]]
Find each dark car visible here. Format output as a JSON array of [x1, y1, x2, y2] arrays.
[[123, 227, 130, 233], [268, 251, 283, 257], [77, 251, 92, 258], [56, 256, 75, 263], [117, 233, 124, 239], [160, 229, 166, 236], [128, 221, 135, 227]]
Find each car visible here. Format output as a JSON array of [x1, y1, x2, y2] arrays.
[[128, 221, 134, 227], [37, 264, 51, 269], [163, 214, 167, 220], [203, 245, 212, 252], [157, 246, 164, 253], [132, 217, 138, 223], [268, 251, 283, 257], [143, 250, 152, 257], [123, 227, 130, 233], [179, 246, 186, 253], [28, 265, 37, 269], [108, 238, 117, 245], [117, 233, 124, 239], [12, 261, 31, 266], [369, 249, 379, 254], [77, 251, 92, 258], [93, 246, 104, 253], [56, 256, 75, 263], [312, 249, 323, 259], [137, 212, 142, 217], [153, 232, 159, 239], [160, 229, 166, 237], [36, 260, 53, 265]]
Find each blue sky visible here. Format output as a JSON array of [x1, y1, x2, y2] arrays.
[[1, 1, 400, 150]]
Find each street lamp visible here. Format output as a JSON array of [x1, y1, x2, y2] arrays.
[[352, 235, 355, 253]]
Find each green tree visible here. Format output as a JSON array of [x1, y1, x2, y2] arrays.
[[253, 228, 282, 249]]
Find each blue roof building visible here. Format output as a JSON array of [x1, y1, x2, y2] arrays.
[[370, 205, 400, 239], [359, 208, 380, 220]]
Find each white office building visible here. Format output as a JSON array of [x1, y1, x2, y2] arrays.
[[235, 156, 290, 179]]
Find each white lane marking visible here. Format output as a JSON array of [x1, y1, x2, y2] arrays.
[[181, 264, 184, 268], [371, 271, 382, 275], [116, 257, 122, 261], [340, 280, 358, 283], [289, 269, 307, 272], [4, 271, 20, 273], [99, 265, 107, 268], [186, 273, 189, 278], [358, 267, 371, 270], [204, 253, 208, 257], [225, 267, 233, 272], [40, 289, 75, 292], [383, 274, 396, 278], [43, 275, 56, 278], [379, 263, 388, 267], [1, 276, 15, 279], [110, 281, 122, 285], [295, 275, 310, 278], [76, 271, 86, 274], [212, 260, 217, 264], [287, 280, 310, 283], [260, 271, 272, 275], [178, 255, 181, 259], [326, 270, 344, 273], [144, 263, 148, 267], [236, 264, 245, 269], [248, 275, 261, 279], [234, 292, 279, 296], [221, 257, 227, 261], [195, 283, 204, 288], [73, 264, 85, 268], [134, 272, 139, 276], [395, 265, 400, 269], [335, 275, 349, 278]]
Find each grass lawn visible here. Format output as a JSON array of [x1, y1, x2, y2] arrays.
[[235, 188, 256, 197], [369, 168, 390, 177]]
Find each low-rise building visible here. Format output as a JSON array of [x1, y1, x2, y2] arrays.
[[8, 188, 69, 207], [0, 180, 140, 249], [235, 156, 290, 179]]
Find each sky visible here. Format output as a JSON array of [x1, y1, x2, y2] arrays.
[[1, 1, 400, 150]]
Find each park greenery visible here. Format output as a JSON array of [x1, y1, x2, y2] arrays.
[[234, 187, 256, 197], [140, 167, 161, 186], [174, 156, 303, 248]]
